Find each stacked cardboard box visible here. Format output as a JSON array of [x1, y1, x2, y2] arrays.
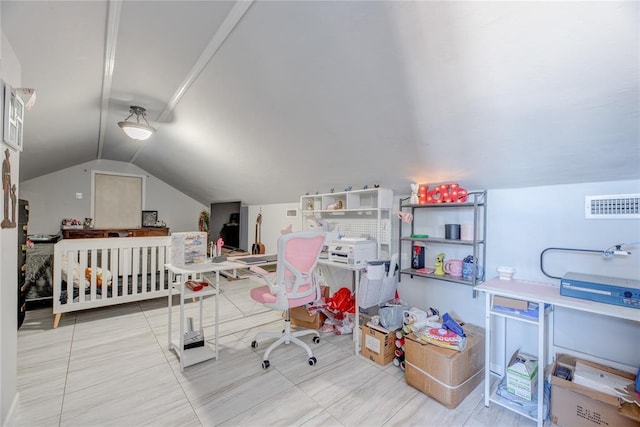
[[404, 323, 485, 408]]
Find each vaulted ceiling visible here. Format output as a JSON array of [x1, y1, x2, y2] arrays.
[[2, 1, 638, 205]]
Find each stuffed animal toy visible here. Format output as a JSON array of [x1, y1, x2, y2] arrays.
[[84, 267, 112, 287]]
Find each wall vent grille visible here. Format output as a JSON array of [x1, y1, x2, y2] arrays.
[[585, 194, 640, 219]]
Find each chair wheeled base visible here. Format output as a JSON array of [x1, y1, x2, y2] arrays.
[[251, 316, 320, 369]]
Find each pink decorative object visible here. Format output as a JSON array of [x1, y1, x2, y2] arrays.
[[397, 211, 413, 223], [216, 238, 224, 257]]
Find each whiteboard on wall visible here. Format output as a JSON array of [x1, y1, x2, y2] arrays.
[[92, 171, 145, 228]]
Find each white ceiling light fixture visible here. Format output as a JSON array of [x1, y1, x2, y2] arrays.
[[118, 106, 156, 141]]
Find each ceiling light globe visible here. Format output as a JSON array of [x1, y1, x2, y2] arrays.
[[118, 106, 156, 141], [118, 121, 155, 141]]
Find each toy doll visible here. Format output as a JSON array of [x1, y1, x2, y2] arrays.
[[434, 253, 446, 276]]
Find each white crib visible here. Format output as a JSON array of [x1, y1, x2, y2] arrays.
[[52, 236, 172, 328]]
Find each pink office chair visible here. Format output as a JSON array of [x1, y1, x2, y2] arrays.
[[249, 231, 326, 369]]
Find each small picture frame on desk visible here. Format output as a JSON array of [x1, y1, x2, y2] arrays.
[[141, 210, 158, 227]]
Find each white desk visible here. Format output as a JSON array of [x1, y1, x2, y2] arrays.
[[476, 277, 640, 426], [221, 255, 368, 356], [165, 260, 245, 370], [225, 254, 277, 278], [318, 259, 367, 355]]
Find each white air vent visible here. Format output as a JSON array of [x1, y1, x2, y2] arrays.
[[286, 210, 297, 217], [585, 194, 640, 219]]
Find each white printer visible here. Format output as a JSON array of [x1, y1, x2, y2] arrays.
[[328, 239, 377, 265]]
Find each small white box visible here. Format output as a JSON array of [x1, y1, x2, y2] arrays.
[[171, 232, 207, 266], [506, 350, 538, 401]]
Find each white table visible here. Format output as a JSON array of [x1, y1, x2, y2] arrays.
[[166, 260, 245, 370], [476, 277, 640, 426], [318, 259, 367, 355]]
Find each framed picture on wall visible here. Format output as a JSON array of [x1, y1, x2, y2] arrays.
[[3, 82, 24, 152], [142, 210, 158, 227]]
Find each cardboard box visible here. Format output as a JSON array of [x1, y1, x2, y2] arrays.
[[404, 323, 485, 409], [493, 295, 529, 311], [290, 307, 326, 329], [361, 323, 397, 366], [170, 232, 207, 266], [551, 354, 639, 427], [290, 315, 323, 329], [290, 285, 330, 330], [506, 350, 538, 401]]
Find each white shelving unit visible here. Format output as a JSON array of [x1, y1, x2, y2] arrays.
[[398, 189, 487, 289], [302, 188, 393, 359], [483, 288, 550, 426], [476, 277, 640, 427], [166, 260, 244, 371], [300, 188, 393, 258]]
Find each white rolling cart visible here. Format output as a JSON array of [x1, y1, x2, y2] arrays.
[[166, 260, 244, 371]]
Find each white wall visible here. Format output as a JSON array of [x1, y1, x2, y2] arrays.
[[1, 28, 21, 427], [19, 159, 208, 235], [246, 202, 301, 253], [397, 179, 640, 372], [249, 181, 640, 374]]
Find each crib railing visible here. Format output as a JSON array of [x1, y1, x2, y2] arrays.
[[53, 236, 172, 327]]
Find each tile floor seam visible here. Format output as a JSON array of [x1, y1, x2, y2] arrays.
[[214, 378, 300, 427], [57, 314, 77, 427], [143, 301, 206, 426]]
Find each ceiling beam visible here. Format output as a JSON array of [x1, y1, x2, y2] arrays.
[[96, 0, 123, 159], [129, 0, 255, 163]]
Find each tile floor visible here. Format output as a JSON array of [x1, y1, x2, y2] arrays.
[[16, 274, 540, 426]]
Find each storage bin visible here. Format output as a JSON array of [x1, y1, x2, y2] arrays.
[[170, 232, 207, 266]]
